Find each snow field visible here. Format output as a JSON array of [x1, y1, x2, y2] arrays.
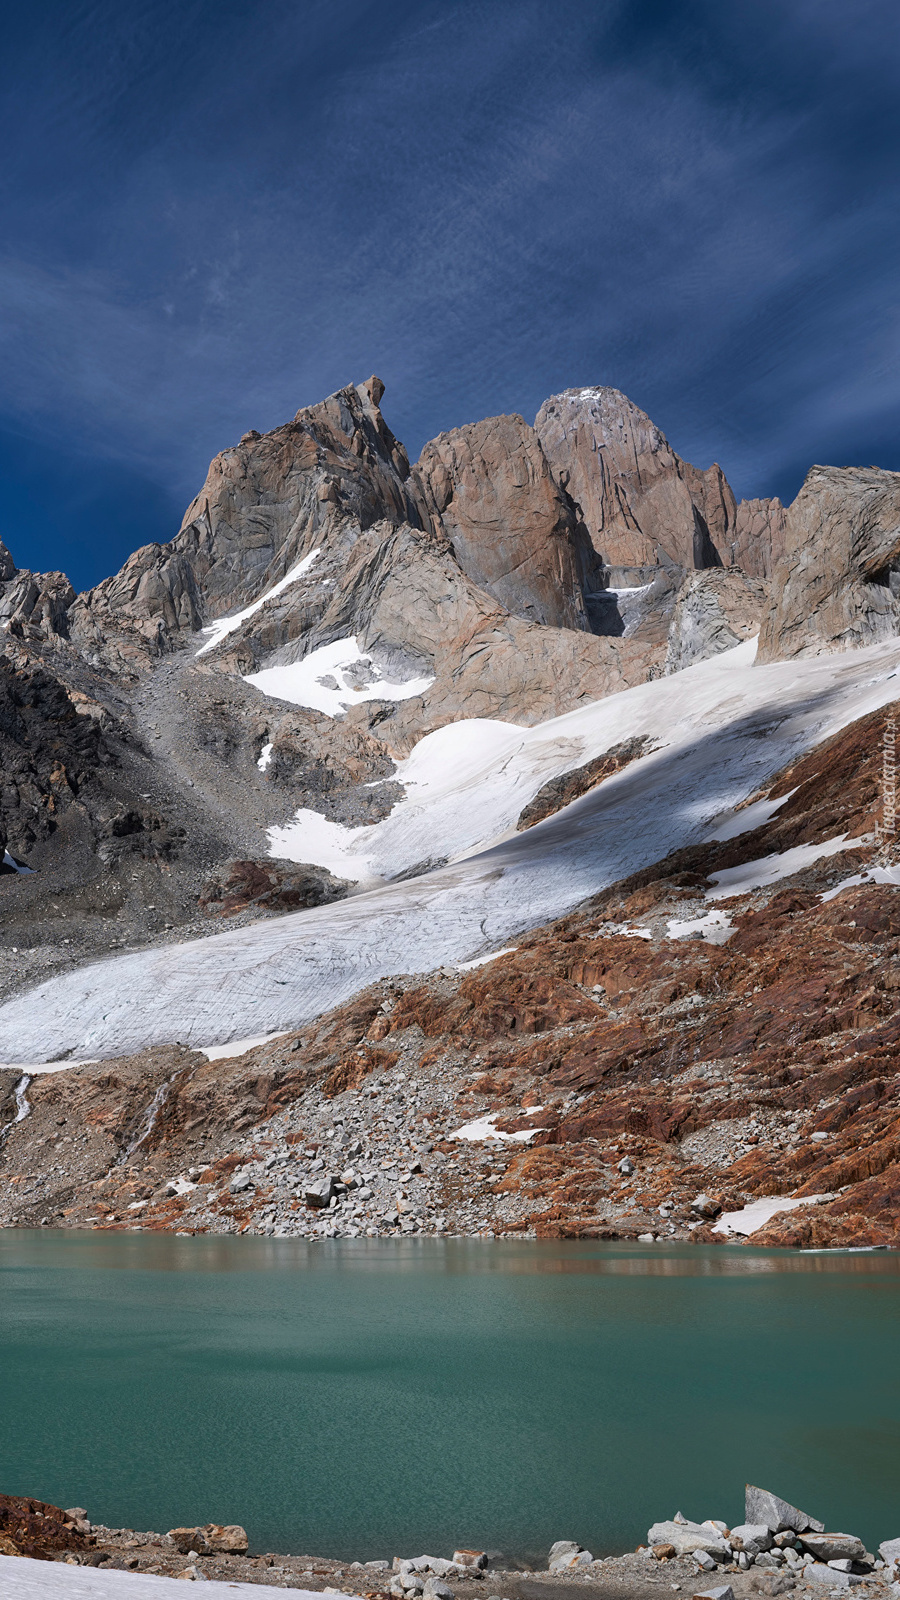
[[714, 1194, 834, 1237], [0, 1554, 346, 1599], [2, 637, 900, 1062], [244, 635, 434, 718]]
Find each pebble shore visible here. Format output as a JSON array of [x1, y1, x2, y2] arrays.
[[4, 1487, 897, 1598]]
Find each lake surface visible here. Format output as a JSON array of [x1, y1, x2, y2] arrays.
[[0, 1232, 897, 1563]]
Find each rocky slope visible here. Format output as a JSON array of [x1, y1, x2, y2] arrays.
[[2, 696, 897, 1250]]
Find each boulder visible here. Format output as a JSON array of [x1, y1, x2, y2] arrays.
[[745, 1486, 824, 1534], [730, 1524, 774, 1556], [548, 1542, 580, 1562], [305, 1178, 336, 1209], [423, 1581, 453, 1600], [692, 1587, 734, 1600], [648, 1521, 729, 1560], [803, 1564, 864, 1587], [800, 1535, 866, 1564], [168, 1527, 210, 1555], [750, 1576, 795, 1596], [550, 1549, 593, 1571], [878, 1538, 900, 1568], [201, 1523, 248, 1554], [452, 1550, 487, 1569]]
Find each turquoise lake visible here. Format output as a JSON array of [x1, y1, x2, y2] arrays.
[[0, 1232, 897, 1562]]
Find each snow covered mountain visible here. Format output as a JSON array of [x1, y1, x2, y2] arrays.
[[2, 376, 900, 1252], [1, 375, 900, 1052]]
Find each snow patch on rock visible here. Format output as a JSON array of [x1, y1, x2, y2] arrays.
[[195, 548, 321, 656], [244, 636, 434, 716]]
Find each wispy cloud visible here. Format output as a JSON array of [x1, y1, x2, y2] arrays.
[[2, 0, 900, 583]]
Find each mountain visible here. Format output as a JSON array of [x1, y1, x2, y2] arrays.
[[1, 376, 898, 1250]]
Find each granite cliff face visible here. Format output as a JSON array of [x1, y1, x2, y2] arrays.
[[534, 386, 787, 580], [759, 465, 900, 661], [412, 412, 602, 631]]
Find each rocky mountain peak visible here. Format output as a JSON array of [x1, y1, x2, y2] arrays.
[[535, 384, 735, 575], [412, 410, 601, 632]]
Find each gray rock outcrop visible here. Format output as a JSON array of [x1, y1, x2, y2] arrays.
[[759, 465, 900, 661], [664, 568, 768, 673]]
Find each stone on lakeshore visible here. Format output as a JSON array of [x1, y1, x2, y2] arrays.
[[879, 1539, 900, 1568], [229, 1172, 252, 1194], [828, 1560, 857, 1572], [549, 1542, 580, 1561], [694, 1552, 717, 1572], [803, 1563, 864, 1587], [745, 1487, 824, 1535], [754, 1552, 783, 1568], [423, 1580, 453, 1599], [731, 1525, 775, 1556], [618, 1157, 635, 1175], [168, 1528, 211, 1555], [550, 1549, 593, 1571], [453, 1549, 488, 1569], [692, 1586, 734, 1600], [649, 1522, 729, 1560], [305, 1179, 336, 1209], [653, 1544, 678, 1561], [202, 1523, 248, 1554], [801, 1536, 866, 1564]]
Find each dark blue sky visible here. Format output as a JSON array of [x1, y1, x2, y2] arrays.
[[3, 0, 900, 590]]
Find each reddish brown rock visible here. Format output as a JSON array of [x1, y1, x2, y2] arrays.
[[0, 1494, 93, 1560]]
